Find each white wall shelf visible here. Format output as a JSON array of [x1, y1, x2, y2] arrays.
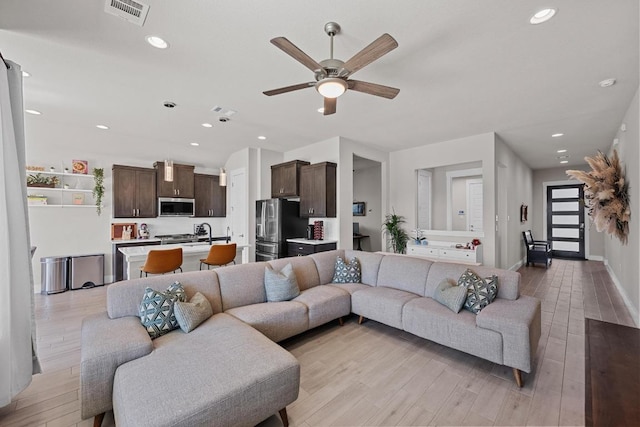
[[26, 170, 96, 208]]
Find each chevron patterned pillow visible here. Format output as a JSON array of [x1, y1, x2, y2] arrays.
[[139, 282, 186, 339], [458, 269, 498, 314], [332, 256, 361, 283]]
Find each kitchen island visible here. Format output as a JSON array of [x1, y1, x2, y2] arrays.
[[119, 241, 250, 280]]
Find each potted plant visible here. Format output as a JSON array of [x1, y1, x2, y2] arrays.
[[382, 210, 409, 254], [27, 173, 59, 188], [92, 168, 104, 215]]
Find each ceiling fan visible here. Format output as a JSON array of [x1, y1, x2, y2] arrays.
[[263, 22, 400, 116]]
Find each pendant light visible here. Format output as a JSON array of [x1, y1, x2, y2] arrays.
[[163, 101, 176, 182], [219, 168, 227, 186]]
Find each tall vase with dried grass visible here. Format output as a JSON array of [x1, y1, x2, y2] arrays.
[[566, 149, 630, 244], [383, 211, 409, 254]]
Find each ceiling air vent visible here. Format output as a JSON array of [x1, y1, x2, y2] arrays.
[[211, 106, 237, 117], [104, 0, 150, 27]]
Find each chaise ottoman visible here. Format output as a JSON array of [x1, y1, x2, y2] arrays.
[[112, 313, 300, 427]]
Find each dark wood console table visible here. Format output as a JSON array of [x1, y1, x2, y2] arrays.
[[585, 318, 640, 426]]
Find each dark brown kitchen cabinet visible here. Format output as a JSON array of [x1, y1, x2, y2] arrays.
[[271, 160, 310, 198], [299, 162, 337, 218], [194, 173, 226, 217], [154, 161, 195, 198], [112, 165, 157, 218]]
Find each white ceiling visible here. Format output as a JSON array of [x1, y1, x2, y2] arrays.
[[1, 0, 637, 170]]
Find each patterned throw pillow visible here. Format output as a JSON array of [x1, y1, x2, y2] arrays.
[[174, 292, 213, 333], [332, 256, 362, 283], [264, 263, 300, 302], [139, 282, 186, 339], [458, 269, 498, 314], [433, 279, 467, 313]]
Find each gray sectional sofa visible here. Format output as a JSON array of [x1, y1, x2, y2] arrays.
[[81, 249, 541, 427]]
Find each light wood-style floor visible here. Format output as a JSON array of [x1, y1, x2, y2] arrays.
[[0, 258, 635, 427]]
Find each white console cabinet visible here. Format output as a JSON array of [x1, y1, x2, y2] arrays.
[[407, 241, 482, 265]]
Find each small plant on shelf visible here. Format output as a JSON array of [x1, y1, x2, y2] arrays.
[[92, 168, 105, 215], [26, 173, 59, 188]]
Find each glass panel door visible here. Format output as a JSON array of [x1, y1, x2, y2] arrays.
[[547, 184, 585, 259]]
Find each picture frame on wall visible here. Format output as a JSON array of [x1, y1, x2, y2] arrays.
[[353, 201, 366, 216]]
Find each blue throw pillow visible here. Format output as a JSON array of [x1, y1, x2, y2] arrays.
[[139, 282, 186, 339], [332, 256, 361, 283]]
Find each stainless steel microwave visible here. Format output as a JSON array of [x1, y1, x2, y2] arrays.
[[158, 197, 195, 217]]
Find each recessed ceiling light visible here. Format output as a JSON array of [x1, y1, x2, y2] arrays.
[[557, 149, 567, 153], [25, 109, 41, 115], [145, 35, 169, 49], [552, 133, 564, 138], [530, 8, 557, 24], [96, 124, 109, 130], [202, 123, 213, 128], [190, 142, 199, 146], [557, 155, 569, 159], [317, 108, 325, 114], [22, 71, 30, 77], [258, 136, 267, 140], [598, 78, 616, 88], [560, 160, 569, 164]]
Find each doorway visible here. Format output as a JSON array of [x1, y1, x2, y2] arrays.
[[546, 184, 585, 259]]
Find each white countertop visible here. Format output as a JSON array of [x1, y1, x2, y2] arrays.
[[112, 238, 161, 244], [286, 238, 338, 245], [119, 241, 249, 261]]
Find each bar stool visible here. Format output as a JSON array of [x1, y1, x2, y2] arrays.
[[140, 248, 183, 277], [199, 243, 237, 270]]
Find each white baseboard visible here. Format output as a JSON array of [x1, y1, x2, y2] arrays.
[[587, 255, 604, 261], [509, 258, 525, 271], [604, 261, 640, 327]]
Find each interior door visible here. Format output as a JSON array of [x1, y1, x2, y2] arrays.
[[466, 179, 483, 232], [546, 184, 585, 259]]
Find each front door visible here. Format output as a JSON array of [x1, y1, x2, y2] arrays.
[[546, 184, 585, 259]]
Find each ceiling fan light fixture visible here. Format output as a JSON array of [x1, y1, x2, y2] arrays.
[[316, 78, 347, 98]]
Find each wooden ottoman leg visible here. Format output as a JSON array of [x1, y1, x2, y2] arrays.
[[338, 317, 344, 326], [279, 407, 289, 427], [513, 368, 523, 388], [358, 315, 365, 325], [93, 413, 105, 427]]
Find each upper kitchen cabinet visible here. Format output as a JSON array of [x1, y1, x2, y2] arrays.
[[113, 165, 157, 218], [299, 162, 336, 218], [271, 160, 310, 198], [194, 173, 226, 217], [154, 161, 195, 198]]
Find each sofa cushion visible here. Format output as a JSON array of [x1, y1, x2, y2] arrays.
[[139, 282, 186, 339], [327, 282, 372, 295], [217, 262, 268, 310], [425, 263, 519, 301], [174, 292, 213, 333], [265, 263, 300, 302], [376, 255, 432, 296], [293, 285, 351, 329], [225, 301, 308, 342], [113, 313, 300, 427], [345, 250, 384, 286], [351, 286, 420, 329], [107, 270, 223, 319], [332, 256, 361, 283], [310, 249, 346, 285], [402, 297, 503, 365], [268, 256, 320, 291], [433, 279, 467, 313], [458, 269, 498, 314]]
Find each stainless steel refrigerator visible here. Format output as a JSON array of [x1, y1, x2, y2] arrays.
[[256, 199, 307, 261]]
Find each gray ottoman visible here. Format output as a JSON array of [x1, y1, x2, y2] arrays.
[[113, 313, 300, 427]]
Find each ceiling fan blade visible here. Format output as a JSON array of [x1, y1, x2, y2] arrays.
[[270, 37, 326, 76], [343, 33, 398, 76], [348, 80, 400, 99], [323, 97, 337, 115], [263, 82, 314, 96]]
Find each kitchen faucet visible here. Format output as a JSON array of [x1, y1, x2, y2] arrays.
[[198, 222, 212, 245]]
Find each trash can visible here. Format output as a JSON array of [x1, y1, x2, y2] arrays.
[[40, 256, 68, 295], [69, 254, 104, 290]]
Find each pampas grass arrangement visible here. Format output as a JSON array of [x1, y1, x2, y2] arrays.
[[566, 149, 630, 244]]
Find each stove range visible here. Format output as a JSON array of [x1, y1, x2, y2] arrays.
[[155, 234, 199, 244]]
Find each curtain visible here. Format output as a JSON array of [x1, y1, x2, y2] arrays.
[[0, 58, 41, 408]]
